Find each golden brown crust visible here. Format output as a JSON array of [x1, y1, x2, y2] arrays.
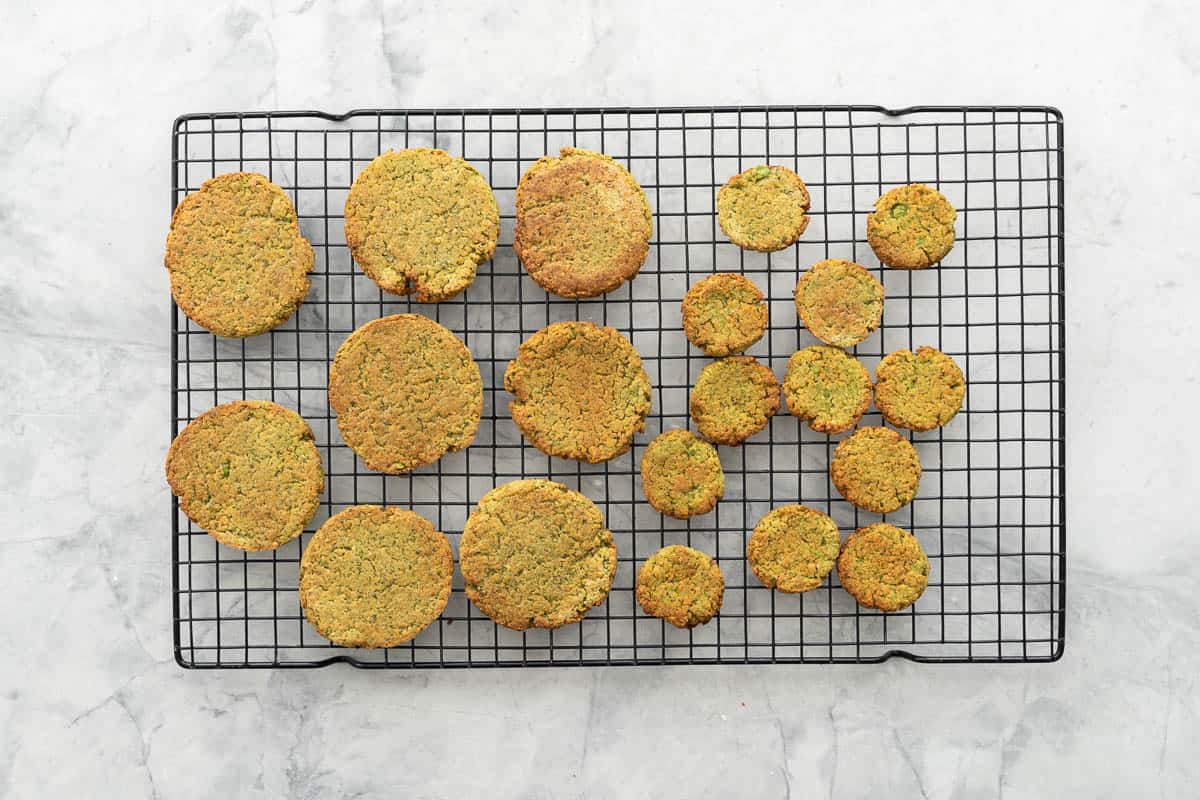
[[829, 427, 922, 514], [299, 506, 453, 647], [837, 523, 929, 611], [514, 147, 652, 298], [459, 480, 617, 630], [717, 165, 811, 252], [747, 505, 841, 593], [794, 259, 885, 348], [344, 149, 499, 301], [165, 400, 323, 551], [782, 346, 873, 434], [866, 183, 957, 269], [680, 273, 769, 357], [640, 429, 725, 519], [874, 346, 966, 431], [165, 173, 313, 337], [635, 545, 725, 628], [689, 356, 781, 445], [505, 321, 652, 463], [328, 314, 482, 474]]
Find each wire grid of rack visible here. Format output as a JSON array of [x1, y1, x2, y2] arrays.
[[171, 106, 1065, 668]]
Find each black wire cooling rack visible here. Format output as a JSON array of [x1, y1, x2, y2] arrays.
[[170, 106, 1065, 668]]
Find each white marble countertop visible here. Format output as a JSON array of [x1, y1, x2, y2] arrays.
[[3, 1, 1198, 797]]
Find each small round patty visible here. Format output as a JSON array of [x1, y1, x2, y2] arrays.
[[681, 273, 769, 356], [794, 259, 885, 348], [636, 545, 725, 628], [165, 173, 313, 337], [328, 314, 482, 474], [689, 356, 780, 445], [460, 480, 617, 630], [165, 400, 323, 551], [830, 427, 922, 514], [514, 147, 652, 298], [641, 429, 725, 519], [505, 321, 652, 463], [866, 183, 957, 269], [837, 523, 930, 611], [874, 346, 966, 431], [717, 164, 811, 252], [299, 506, 453, 648], [344, 148, 499, 301], [747, 505, 841, 593], [783, 346, 873, 434]]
